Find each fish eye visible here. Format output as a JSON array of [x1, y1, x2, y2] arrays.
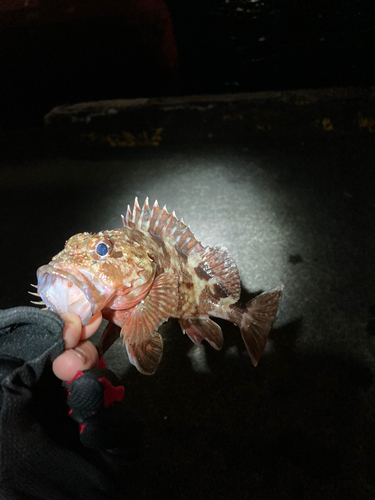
[[96, 242, 109, 256], [88, 238, 113, 260]]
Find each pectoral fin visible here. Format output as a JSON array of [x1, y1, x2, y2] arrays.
[[120, 272, 179, 374], [125, 333, 163, 375], [120, 273, 179, 346]]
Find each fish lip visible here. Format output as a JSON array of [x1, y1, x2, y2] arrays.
[[36, 264, 101, 319]]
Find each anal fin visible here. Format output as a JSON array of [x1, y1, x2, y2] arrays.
[[179, 317, 223, 350]]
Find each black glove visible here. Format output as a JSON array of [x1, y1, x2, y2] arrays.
[[0, 307, 142, 500], [64, 366, 142, 454]]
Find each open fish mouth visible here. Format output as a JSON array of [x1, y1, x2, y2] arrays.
[[37, 265, 100, 326]]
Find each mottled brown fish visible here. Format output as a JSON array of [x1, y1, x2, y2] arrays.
[[35, 198, 282, 375]]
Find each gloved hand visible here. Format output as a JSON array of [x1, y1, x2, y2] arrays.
[[0, 307, 142, 500]]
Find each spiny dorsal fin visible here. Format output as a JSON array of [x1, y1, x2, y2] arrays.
[[122, 198, 205, 257], [122, 200, 241, 297], [121, 204, 134, 228], [139, 197, 152, 230], [133, 197, 141, 225]]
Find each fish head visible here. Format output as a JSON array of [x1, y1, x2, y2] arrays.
[[37, 230, 156, 325]]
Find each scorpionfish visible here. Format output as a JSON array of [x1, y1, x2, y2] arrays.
[[35, 198, 282, 375]]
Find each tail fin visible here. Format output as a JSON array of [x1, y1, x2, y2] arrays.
[[240, 285, 283, 367]]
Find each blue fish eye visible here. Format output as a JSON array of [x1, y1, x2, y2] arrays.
[[96, 242, 109, 256]]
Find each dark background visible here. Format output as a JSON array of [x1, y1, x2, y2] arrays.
[[1, 1, 375, 499], [0, 0, 374, 128]]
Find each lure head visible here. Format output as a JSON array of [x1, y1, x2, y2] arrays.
[[37, 230, 155, 325]]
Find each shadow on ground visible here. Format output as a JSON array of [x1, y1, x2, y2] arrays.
[[111, 315, 375, 500]]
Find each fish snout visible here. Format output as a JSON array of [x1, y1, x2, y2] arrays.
[[36, 264, 101, 325]]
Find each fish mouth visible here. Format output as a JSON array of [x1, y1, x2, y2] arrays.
[[37, 265, 102, 326]]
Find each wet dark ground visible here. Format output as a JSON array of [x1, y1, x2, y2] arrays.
[[1, 131, 375, 499]]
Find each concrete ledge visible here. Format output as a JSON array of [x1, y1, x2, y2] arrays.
[[45, 87, 375, 147]]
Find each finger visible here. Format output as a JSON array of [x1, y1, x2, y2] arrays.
[[60, 312, 103, 348], [52, 340, 99, 381], [81, 312, 103, 339], [61, 312, 82, 349]]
